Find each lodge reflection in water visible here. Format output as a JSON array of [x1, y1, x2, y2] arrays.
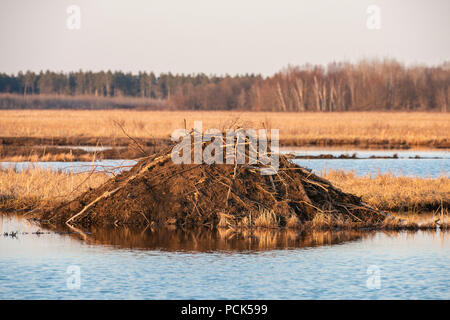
[[52, 223, 377, 251]]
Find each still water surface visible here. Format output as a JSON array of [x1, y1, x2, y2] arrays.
[[286, 148, 449, 177], [0, 214, 449, 299], [1, 149, 449, 177]]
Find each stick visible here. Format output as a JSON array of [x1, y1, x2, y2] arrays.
[[65, 186, 122, 225], [114, 120, 147, 156]]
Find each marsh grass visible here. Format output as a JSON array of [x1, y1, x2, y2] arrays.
[[252, 209, 279, 228], [0, 153, 95, 162], [286, 214, 301, 228], [324, 170, 449, 212], [0, 167, 108, 211], [0, 110, 448, 147], [218, 210, 282, 229]]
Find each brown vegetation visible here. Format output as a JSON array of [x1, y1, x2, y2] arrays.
[[0, 167, 107, 212], [0, 145, 161, 162], [324, 171, 450, 212], [1, 110, 449, 149], [259, 60, 449, 112]]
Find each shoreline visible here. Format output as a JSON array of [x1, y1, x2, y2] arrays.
[[1, 211, 449, 236], [1, 136, 449, 162]]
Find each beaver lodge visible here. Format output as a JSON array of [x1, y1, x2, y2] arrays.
[[43, 128, 393, 230]]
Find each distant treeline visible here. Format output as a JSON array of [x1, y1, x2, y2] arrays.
[[0, 94, 166, 110], [0, 59, 448, 111]]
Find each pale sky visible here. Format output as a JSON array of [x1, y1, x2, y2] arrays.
[[0, 0, 449, 76]]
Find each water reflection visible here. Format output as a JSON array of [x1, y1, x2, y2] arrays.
[[0, 213, 376, 251], [70, 225, 376, 251], [59, 226, 450, 251], [2, 213, 448, 252], [1, 213, 449, 299]]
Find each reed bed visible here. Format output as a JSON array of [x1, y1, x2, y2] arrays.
[[323, 170, 449, 212], [0, 167, 108, 211]]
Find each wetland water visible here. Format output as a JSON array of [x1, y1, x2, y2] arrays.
[[0, 148, 449, 299], [1, 149, 448, 177], [285, 148, 449, 178], [0, 214, 449, 299]]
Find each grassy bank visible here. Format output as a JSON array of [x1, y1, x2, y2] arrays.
[[0, 110, 449, 148], [0, 168, 108, 211], [0, 168, 447, 215], [323, 171, 449, 212], [0, 146, 150, 162]]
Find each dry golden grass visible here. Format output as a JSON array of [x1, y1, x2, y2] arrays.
[[218, 210, 281, 229], [324, 170, 449, 211], [0, 168, 108, 210], [251, 209, 279, 229], [0, 110, 448, 146], [0, 153, 95, 162]]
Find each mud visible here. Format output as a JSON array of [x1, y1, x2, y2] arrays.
[[0, 137, 169, 161], [286, 153, 442, 160]]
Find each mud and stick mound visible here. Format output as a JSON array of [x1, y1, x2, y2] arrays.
[[46, 132, 388, 230]]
